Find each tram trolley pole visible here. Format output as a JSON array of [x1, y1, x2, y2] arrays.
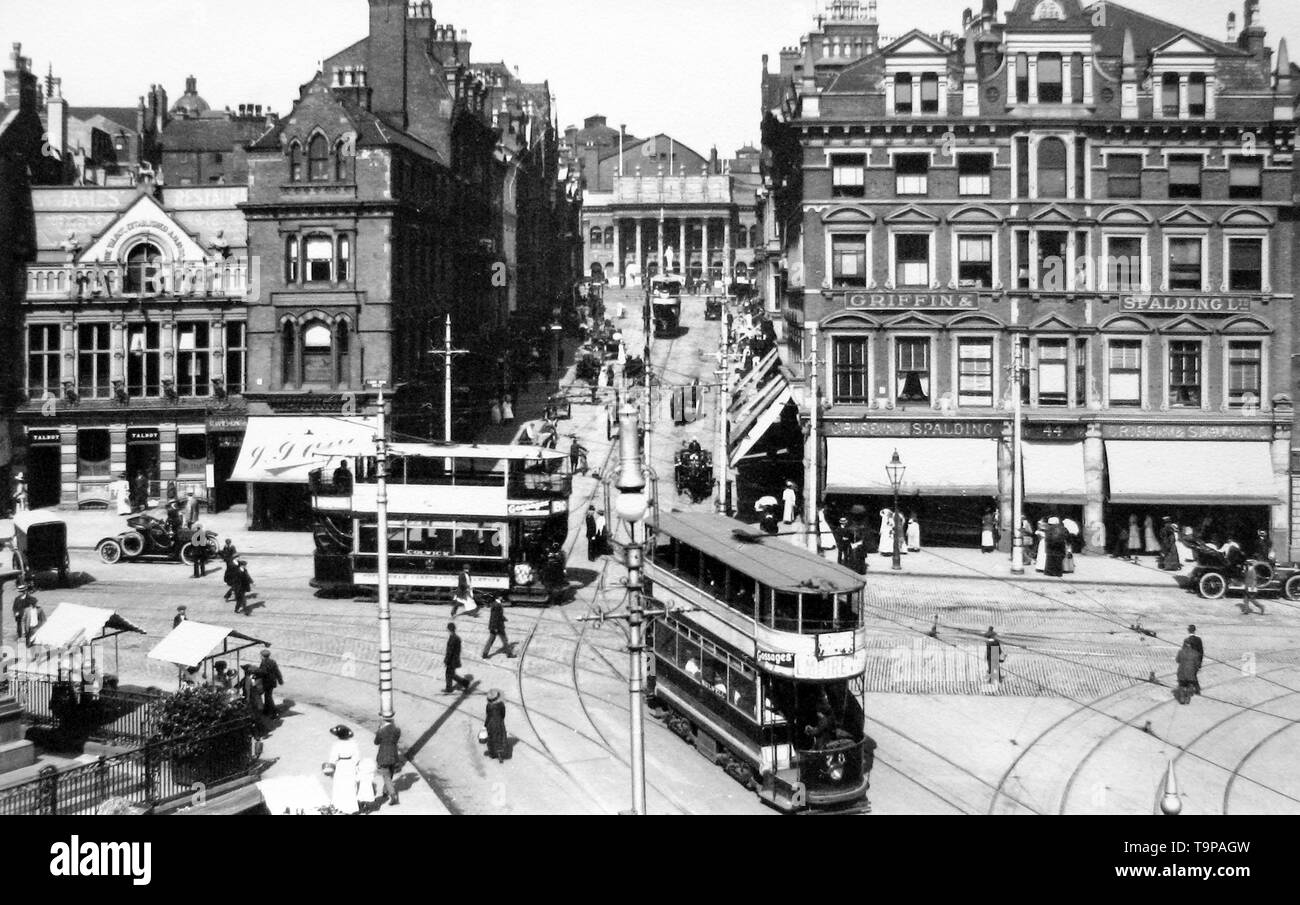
[[367, 379, 396, 724]]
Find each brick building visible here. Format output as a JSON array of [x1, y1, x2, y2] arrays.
[[158, 77, 279, 187], [759, 0, 1298, 555]]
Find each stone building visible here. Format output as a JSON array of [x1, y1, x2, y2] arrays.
[[759, 0, 1297, 555]]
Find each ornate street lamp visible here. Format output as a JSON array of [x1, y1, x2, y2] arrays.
[[885, 449, 906, 572]]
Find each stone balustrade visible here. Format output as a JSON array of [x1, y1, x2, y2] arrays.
[[25, 261, 251, 301]]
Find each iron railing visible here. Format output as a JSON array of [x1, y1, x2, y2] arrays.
[[10, 675, 165, 746]]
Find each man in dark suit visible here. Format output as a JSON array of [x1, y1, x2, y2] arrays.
[[482, 598, 515, 659], [255, 649, 284, 717], [443, 623, 472, 693], [190, 523, 208, 578], [585, 507, 599, 561], [1184, 626, 1204, 695], [172, 605, 188, 628], [374, 720, 402, 806]]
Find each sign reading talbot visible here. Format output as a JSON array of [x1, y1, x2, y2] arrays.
[[1121, 295, 1253, 313], [841, 292, 982, 311]]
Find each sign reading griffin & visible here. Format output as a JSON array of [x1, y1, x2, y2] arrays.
[[838, 291, 984, 311]]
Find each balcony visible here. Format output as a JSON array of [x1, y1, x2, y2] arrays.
[[25, 262, 251, 303]]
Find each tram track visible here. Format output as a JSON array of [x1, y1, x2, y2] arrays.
[[1223, 713, 1300, 814]]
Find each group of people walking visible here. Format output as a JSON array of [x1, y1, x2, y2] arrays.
[[828, 508, 920, 573]]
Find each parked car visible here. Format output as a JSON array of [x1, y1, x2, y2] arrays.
[[11, 512, 70, 587], [1187, 541, 1300, 600], [96, 513, 217, 566]]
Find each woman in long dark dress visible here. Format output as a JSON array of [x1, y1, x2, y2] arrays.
[[485, 689, 508, 760], [1159, 519, 1182, 571], [1043, 518, 1068, 577]]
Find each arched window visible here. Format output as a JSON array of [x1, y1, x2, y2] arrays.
[[302, 321, 333, 384], [334, 141, 348, 181], [336, 320, 351, 387], [281, 322, 297, 386], [124, 242, 163, 295], [289, 142, 302, 182], [307, 134, 330, 182], [1036, 137, 1067, 199], [337, 235, 351, 282]]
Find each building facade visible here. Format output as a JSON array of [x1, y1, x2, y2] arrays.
[[760, 0, 1297, 555]]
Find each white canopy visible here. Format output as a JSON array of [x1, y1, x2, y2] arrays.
[[148, 621, 266, 669], [1106, 441, 1280, 506], [825, 437, 999, 497], [256, 776, 332, 816], [1023, 442, 1088, 504], [30, 603, 145, 649], [230, 416, 379, 484]]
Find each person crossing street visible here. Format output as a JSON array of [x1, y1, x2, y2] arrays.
[[443, 623, 473, 693], [482, 597, 516, 659]]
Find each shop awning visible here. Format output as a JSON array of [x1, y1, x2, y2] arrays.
[[30, 603, 146, 649], [1023, 442, 1088, 505], [230, 416, 380, 484], [1106, 440, 1281, 506], [825, 437, 999, 497], [730, 385, 794, 468], [148, 621, 267, 669]]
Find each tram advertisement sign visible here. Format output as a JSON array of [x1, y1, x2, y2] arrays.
[[757, 650, 795, 669], [816, 631, 856, 659]]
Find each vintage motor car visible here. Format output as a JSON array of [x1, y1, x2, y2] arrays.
[[704, 295, 724, 321], [1187, 541, 1300, 600], [674, 442, 714, 504], [11, 512, 71, 587], [96, 512, 217, 566]]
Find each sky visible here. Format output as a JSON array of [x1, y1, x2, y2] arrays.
[[3, 0, 1298, 157]]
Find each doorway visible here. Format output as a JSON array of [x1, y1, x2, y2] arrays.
[[211, 434, 246, 512], [26, 446, 62, 509], [126, 442, 160, 502]]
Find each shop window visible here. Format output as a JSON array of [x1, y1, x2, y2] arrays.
[[1227, 238, 1263, 291], [305, 236, 334, 282], [307, 134, 330, 182], [894, 234, 929, 287], [126, 323, 162, 397], [1037, 231, 1068, 291], [1038, 53, 1063, 103], [1228, 157, 1262, 200], [894, 73, 913, 114], [285, 237, 299, 283], [1227, 342, 1262, 409], [831, 155, 865, 198], [1168, 341, 1201, 408], [1188, 74, 1207, 116], [176, 322, 211, 397], [225, 322, 247, 396], [337, 235, 351, 282], [302, 322, 333, 384], [77, 323, 111, 398], [896, 337, 931, 405], [1036, 138, 1067, 198], [124, 242, 163, 295], [177, 434, 207, 476], [895, 154, 928, 195], [1161, 73, 1180, 117], [957, 338, 993, 407], [956, 234, 993, 288], [832, 337, 869, 404], [1075, 338, 1089, 406], [1018, 337, 1031, 404], [1015, 137, 1030, 197], [1107, 154, 1142, 199], [919, 73, 939, 113], [1168, 155, 1202, 199], [1105, 236, 1143, 291], [1038, 339, 1069, 407], [1107, 340, 1143, 407], [957, 154, 991, 196], [27, 324, 61, 399], [1167, 237, 1203, 291], [831, 234, 867, 288], [77, 429, 111, 479]]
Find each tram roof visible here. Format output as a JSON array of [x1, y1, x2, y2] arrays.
[[652, 510, 866, 596], [385, 442, 568, 462]]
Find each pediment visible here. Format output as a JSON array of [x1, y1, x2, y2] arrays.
[[948, 204, 1003, 223], [79, 193, 209, 264], [1159, 206, 1213, 227], [821, 311, 880, 329], [1151, 33, 1219, 56], [1157, 316, 1212, 335], [882, 30, 951, 57], [1221, 315, 1272, 334], [884, 313, 945, 329], [948, 313, 1005, 329], [1029, 314, 1076, 332], [1098, 315, 1152, 333], [1097, 205, 1153, 224], [884, 205, 941, 224], [1219, 207, 1272, 227], [823, 205, 877, 223], [1028, 204, 1077, 223]]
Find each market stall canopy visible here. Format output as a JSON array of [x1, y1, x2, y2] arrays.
[[147, 621, 267, 669], [30, 603, 146, 649], [825, 437, 999, 497], [230, 416, 380, 484], [1023, 442, 1088, 505], [257, 775, 332, 815], [1105, 440, 1280, 506]]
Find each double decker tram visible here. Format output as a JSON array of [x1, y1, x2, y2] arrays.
[[310, 443, 571, 605], [644, 511, 870, 813]]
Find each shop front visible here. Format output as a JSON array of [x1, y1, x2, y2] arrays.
[[24, 428, 63, 510]]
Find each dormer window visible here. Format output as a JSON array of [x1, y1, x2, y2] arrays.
[[895, 74, 913, 114], [1188, 74, 1207, 116], [1161, 74, 1180, 117], [1038, 54, 1063, 103], [307, 134, 330, 182], [919, 74, 939, 113]]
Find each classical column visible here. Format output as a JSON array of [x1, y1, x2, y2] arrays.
[[678, 219, 687, 277], [110, 322, 126, 385], [1083, 422, 1106, 554], [1028, 56, 1039, 103], [1083, 55, 1094, 103], [998, 422, 1014, 553], [634, 219, 644, 281], [657, 216, 665, 275], [1061, 55, 1072, 102], [723, 220, 733, 285], [1178, 74, 1190, 119], [613, 220, 622, 281], [701, 218, 711, 287]]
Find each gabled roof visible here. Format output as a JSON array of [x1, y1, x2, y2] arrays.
[[1083, 1, 1245, 59], [1150, 32, 1223, 56], [880, 29, 952, 56], [68, 107, 139, 131], [160, 117, 272, 152]]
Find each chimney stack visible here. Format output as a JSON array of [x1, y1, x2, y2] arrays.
[[1227, 11, 1237, 43], [1120, 29, 1139, 119], [367, 0, 409, 129], [46, 74, 67, 158], [1239, 0, 1267, 65], [1274, 37, 1293, 121]]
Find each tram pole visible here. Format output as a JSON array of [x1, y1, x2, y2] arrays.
[[1011, 343, 1025, 576], [614, 393, 649, 815], [370, 380, 396, 723], [714, 310, 731, 516], [804, 324, 820, 553]]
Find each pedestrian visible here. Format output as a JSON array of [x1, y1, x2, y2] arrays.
[[835, 517, 853, 566], [490, 398, 503, 425], [781, 481, 798, 525], [985, 627, 1004, 684], [594, 509, 608, 557], [877, 508, 894, 556], [501, 394, 515, 424], [239, 664, 266, 734], [979, 510, 996, 554], [332, 460, 352, 494], [906, 513, 921, 553], [323, 725, 361, 815], [1184, 626, 1203, 695], [1242, 559, 1265, 615], [183, 490, 200, 528], [1035, 519, 1049, 572], [22, 598, 45, 647], [223, 551, 240, 602], [570, 437, 588, 475], [213, 660, 233, 692], [374, 720, 402, 807], [451, 565, 479, 617], [233, 559, 253, 614], [1175, 639, 1200, 705], [112, 473, 132, 516], [132, 470, 149, 512], [219, 538, 238, 567], [190, 523, 208, 578], [585, 506, 599, 562], [482, 597, 515, 659], [12, 585, 30, 641], [1043, 517, 1068, 577], [1158, 517, 1181, 571], [1020, 517, 1036, 566], [443, 622, 473, 694], [1143, 514, 1159, 555], [173, 605, 188, 629], [255, 648, 284, 719], [484, 688, 508, 760], [1126, 513, 1143, 559]]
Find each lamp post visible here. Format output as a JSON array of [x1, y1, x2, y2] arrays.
[[366, 379, 395, 723], [613, 396, 649, 815], [885, 449, 906, 572]]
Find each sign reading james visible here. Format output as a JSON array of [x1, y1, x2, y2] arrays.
[[1121, 295, 1253, 313], [839, 292, 983, 311], [823, 420, 1002, 438], [1103, 423, 1273, 441]]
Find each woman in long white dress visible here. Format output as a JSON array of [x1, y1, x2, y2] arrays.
[[1035, 519, 1048, 572], [878, 508, 894, 556], [1142, 515, 1159, 554], [325, 725, 361, 815], [906, 514, 921, 553]]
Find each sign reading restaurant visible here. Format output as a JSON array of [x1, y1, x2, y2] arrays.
[[839, 292, 983, 311], [1121, 295, 1253, 313]]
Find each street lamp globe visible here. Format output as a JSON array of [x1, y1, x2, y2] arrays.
[[615, 490, 649, 524], [885, 449, 906, 490]]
